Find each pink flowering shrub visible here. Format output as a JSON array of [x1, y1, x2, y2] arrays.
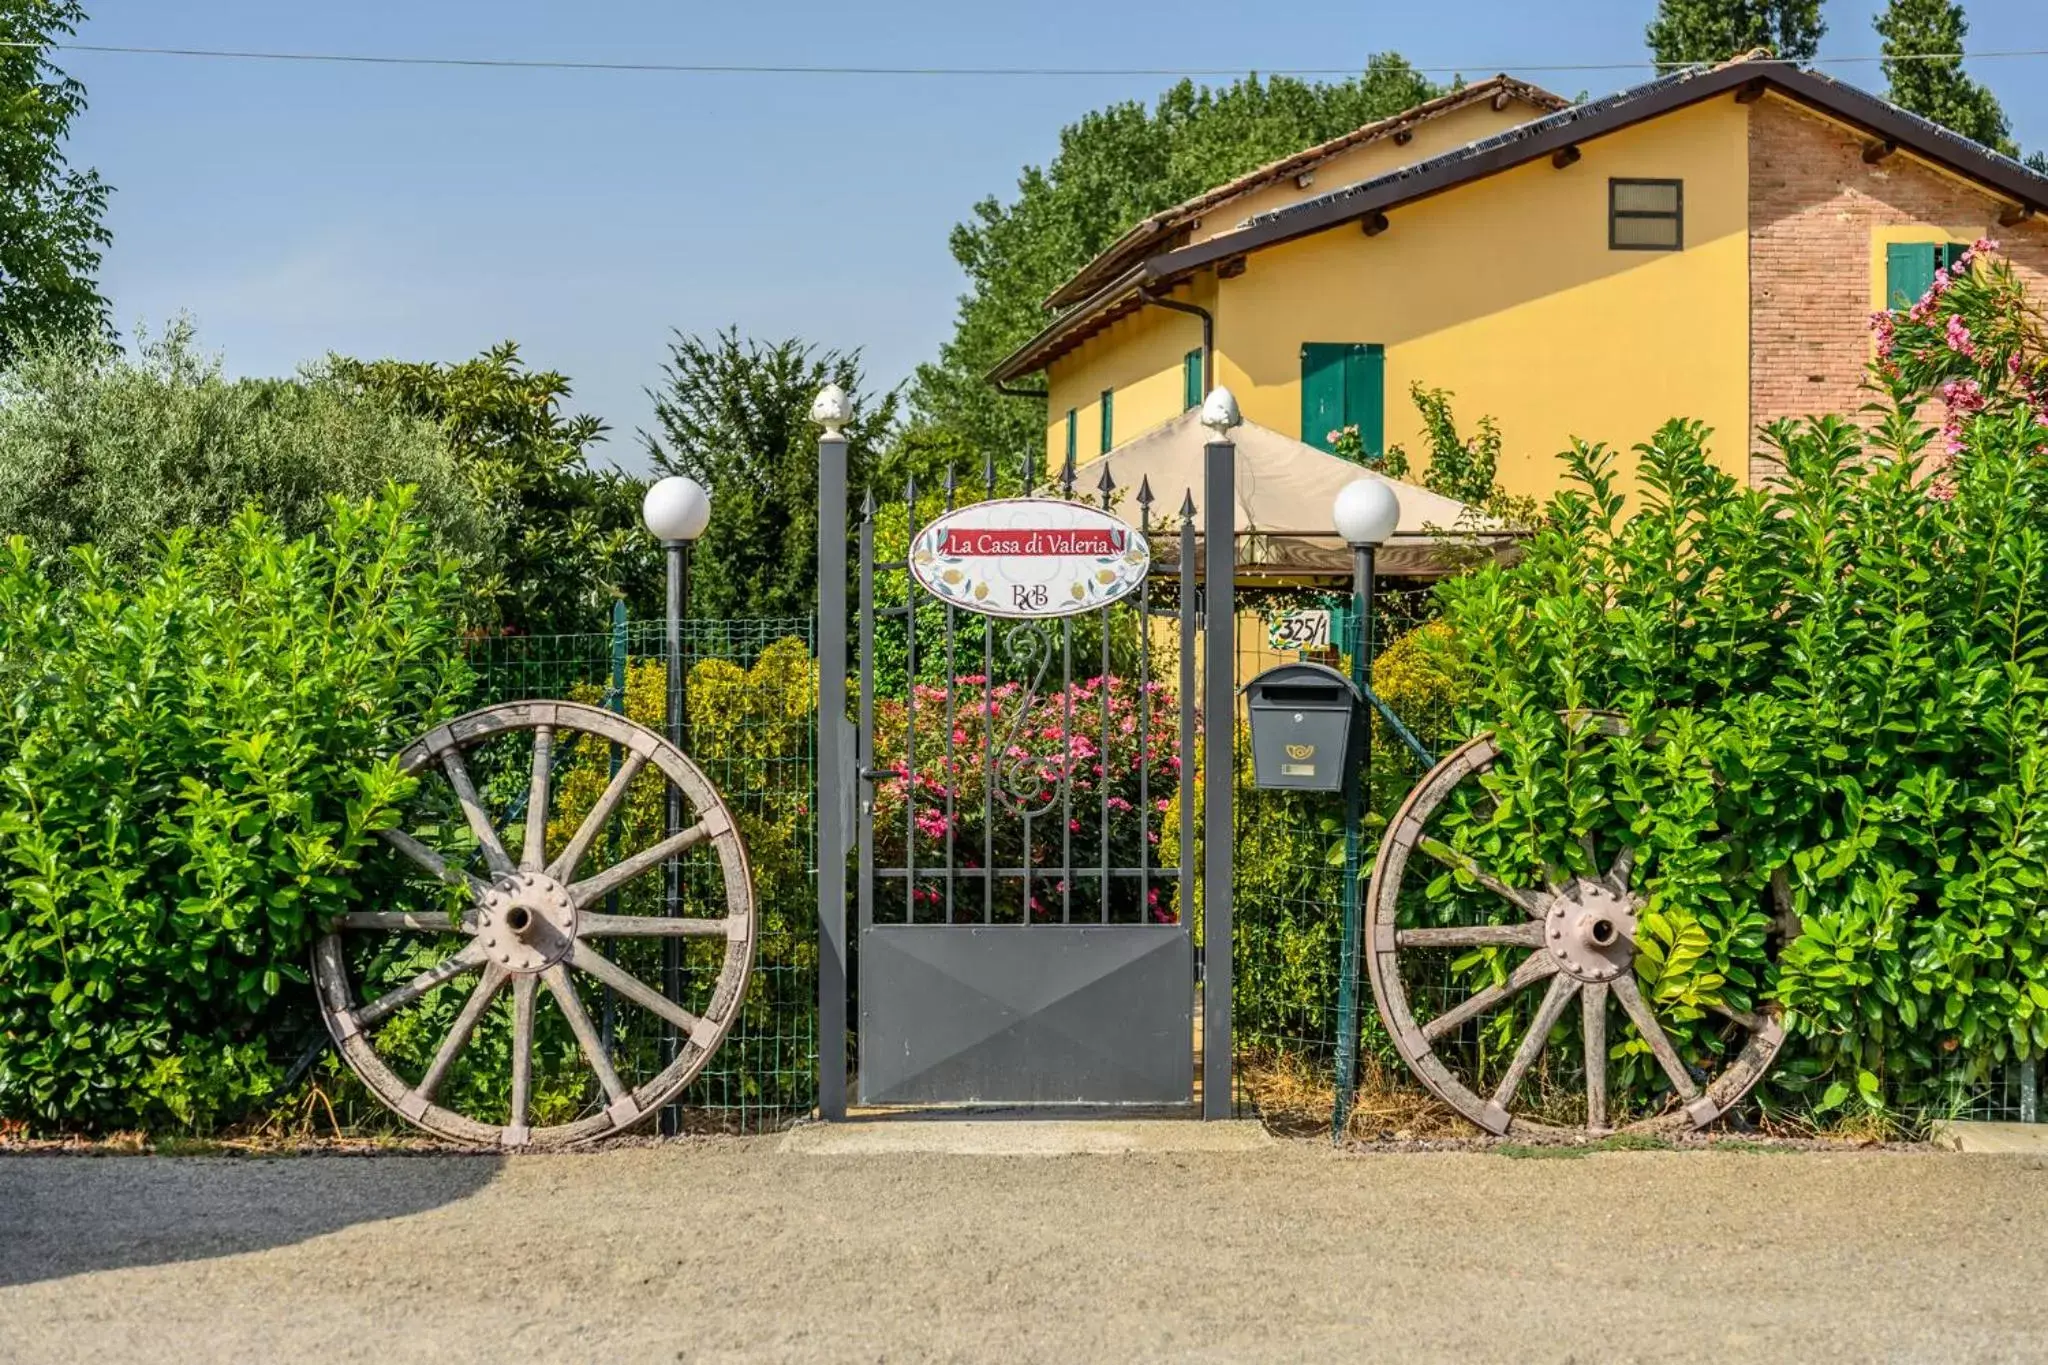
[[868, 673, 1187, 924], [1870, 240, 2048, 479]]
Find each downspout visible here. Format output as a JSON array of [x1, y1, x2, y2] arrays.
[[1141, 287, 1215, 398]]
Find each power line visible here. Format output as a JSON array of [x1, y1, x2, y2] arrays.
[[10, 39, 2048, 80]]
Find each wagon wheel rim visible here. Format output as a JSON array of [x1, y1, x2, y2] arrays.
[[312, 700, 755, 1148], [1364, 713, 1786, 1137]]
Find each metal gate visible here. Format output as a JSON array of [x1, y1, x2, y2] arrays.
[[814, 417, 1239, 1115]]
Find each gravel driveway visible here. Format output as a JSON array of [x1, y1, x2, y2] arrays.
[[3, 1138, 2045, 1362]]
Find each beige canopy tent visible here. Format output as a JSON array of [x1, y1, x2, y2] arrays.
[[1058, 409, 1518, 581]]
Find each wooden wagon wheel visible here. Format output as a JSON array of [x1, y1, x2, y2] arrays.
[[1364, 714, 1786, 1136], [313, 700, 754, 1148]]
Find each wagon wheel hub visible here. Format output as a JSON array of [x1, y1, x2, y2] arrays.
[[478, 871, 577, 974], [1545, 880, 1637, 984]]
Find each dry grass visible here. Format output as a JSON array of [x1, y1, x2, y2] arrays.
[[1237, 1050, 1470, 1141]]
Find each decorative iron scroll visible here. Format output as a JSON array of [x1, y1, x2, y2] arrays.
[[992, 620, 1065, 817]]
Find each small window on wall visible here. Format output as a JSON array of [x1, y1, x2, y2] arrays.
[[1182, 348, 1204, 410], [1099, 388, 1115, 454], [1610, 178, 1683, 251], [1885, 241, 1970, 310]]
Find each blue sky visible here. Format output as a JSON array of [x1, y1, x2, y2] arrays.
[[73, 0, 2048, 471]]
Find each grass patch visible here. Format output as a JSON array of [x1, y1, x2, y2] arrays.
[[1496, 1133, 1675, 1159], [1495, 1142, 1589, 1159], [151, 1136, 232, 1157]]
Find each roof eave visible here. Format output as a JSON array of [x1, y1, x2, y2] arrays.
[[1040, 74, 1570, 311], [1139, 62, 2048, 286], [986, 267, 1151, 384]]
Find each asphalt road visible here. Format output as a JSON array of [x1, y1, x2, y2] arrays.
[[3, 1139, 2045, 1363]]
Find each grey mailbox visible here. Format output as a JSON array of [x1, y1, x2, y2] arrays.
[[1242, 661, 1364, 793]]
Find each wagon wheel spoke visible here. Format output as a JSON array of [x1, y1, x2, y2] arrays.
[[543, 964, 627, 1104], [548, 750, 649, 884], [579, 913, 735, 938], [1583, 980, 1610, 1131], [508, 974, 537, 1137], [1422, 950, 1558, 1044], [336, 909, 475, 934], [439, 746, 517, 879], [567, 940, 703, 1040], [1396, 922, 1544, 949], [1489, 971, 1581, 1113], [569, 819, 714, 907], [1606, 846, 1636, 894], [415, 965, 507, 1104], [1704, 999, 1771, 1033], [1579, 832, 1600, 874], [356, 943, 488, 1029], [1612, 973, 1700, 1102], [378, 829, 490, 899], [521, 724, 554, 872], [1415, 836, 1548, 919]]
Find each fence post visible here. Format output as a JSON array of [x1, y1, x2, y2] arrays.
[[1202, 432, 1236, 1119], [814, 388, 852, 1120]]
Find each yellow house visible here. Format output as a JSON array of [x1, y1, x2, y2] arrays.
[[991, 56, 2048, 502]]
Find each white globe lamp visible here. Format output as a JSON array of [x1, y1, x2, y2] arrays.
[[642, 476, 711, 545], [1332, 476, 1400, 548]]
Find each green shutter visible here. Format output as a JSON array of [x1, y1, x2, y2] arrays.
[[1183, 348, 1204, 410], [1885, 242, 1937, 310], [1064, 408, 1076, 468], [1348, 344, 1385, 461], [1301, 342, 1385, 459], [1942, 241, 1970, 271], [1301, 343, 1348, 452], [1099, 388, 1114, 454]]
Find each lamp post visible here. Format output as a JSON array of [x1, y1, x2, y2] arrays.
[[642, 474, 711, 1136], [1329, 475, 1400, 1141]]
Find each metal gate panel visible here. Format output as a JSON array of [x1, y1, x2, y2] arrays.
[[859, 925, 1192, 1105]]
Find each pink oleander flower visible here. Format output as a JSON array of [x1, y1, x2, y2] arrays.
[[1973, 237, 2000, 256], [1945, 315, 1977, 359]]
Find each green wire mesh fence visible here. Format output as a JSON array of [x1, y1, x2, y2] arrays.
[[1227, 585, 1471, 1137], [464, 607, 818, 1134]]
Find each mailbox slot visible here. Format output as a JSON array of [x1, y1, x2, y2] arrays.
[[1241, 661, 1365, 793]]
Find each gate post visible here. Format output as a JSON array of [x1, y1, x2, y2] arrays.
[[1201, 402, 1238, 1120], [813, 385, 852, 1120]]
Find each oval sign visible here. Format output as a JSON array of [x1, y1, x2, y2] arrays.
[[909, 498, 1151, 619]]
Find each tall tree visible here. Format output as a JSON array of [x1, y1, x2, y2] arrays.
[[332, 343, 659, 635], [1645, 0, 1825, 68], [910, 57, 1443, 465], [0, 1, 110, 361], [644, 330, 897, 621], [1875, 0, 2016, 157]]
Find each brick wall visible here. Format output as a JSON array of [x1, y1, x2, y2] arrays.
[[1748, 95, 2048, 483]]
